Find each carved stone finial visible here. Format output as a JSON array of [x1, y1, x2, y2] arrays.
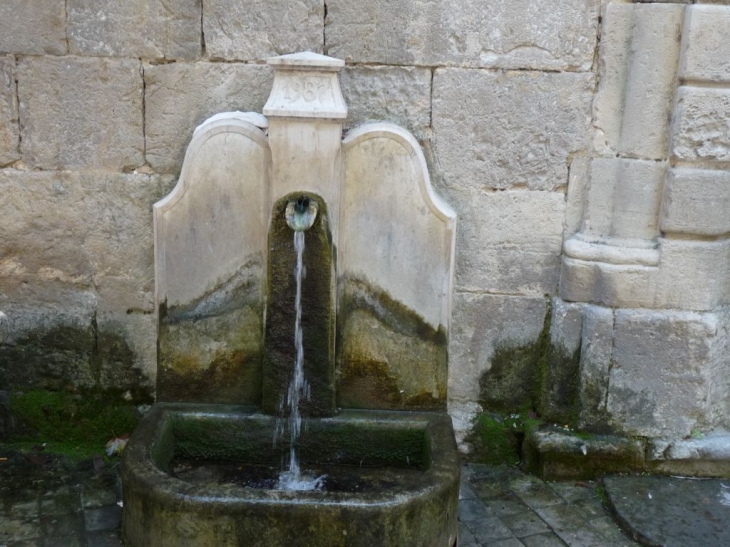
[[263, 52, 347, 120]]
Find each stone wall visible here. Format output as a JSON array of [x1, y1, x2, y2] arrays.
[[0, 0, 728, 446]]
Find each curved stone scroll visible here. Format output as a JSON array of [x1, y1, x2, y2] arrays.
[[338, 123, 457, 410], [154, 113, 269, 404]]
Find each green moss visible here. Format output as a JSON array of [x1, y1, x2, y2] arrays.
[[469, 412, 545, 466], [8, 389, 139, 445]]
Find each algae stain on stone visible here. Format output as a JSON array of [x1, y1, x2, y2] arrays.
[[337, 278, 447, 410], [157, 258, 265, 405]]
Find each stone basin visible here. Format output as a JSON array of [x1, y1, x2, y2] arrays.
[[122, 403, 460, 547]]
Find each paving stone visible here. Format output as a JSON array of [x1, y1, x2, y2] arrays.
[[522, 533, 569, 547], [7, 499, 39, 520], [465, 516, 515, 544], [501, 510, 551, 538], [0, 519, 41, 543], [571, 499, 606, 520], [588, 516, 634, 545], [485, 539, 525, 547], [459, 499, 493, 522], [42, 536, 84, 547], [460, 482, 477, 500], [552, 527, 613, 547], [510, 476, 565, 509], [40, 487, 80, 517], [533, 504, 591, 532], [605, 475, 730, 547], [458, 522, 480, 547], [547, 482, 597, 504], [83, 506, 122, 533], [480, 494, 531, 518], [40, 512, 84, 538], [81, 486, 118, 510], [5, 539, 42, 547], [86, 530, 125, 547]]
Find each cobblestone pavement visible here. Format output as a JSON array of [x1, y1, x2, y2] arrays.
[[459, 464, 640, 547], [1, 450, 639, 547]]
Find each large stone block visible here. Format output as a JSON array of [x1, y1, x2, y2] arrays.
[[0, 0, 66, 55], [18, 56, 144, 171], [449, 188, 565, 295], [203, 0, 323, 60], [607, 309, 723, 438], [339, 66, 431, 139], [433, 69, 593, 191], [672, 86, 730, 164], [144, 62, 273, 173], [0, 169, 173, 312], [661, 167, 730, 237], [655, 238, 730, 311], [577, 304, 614, 432], [0, 56, 19, 166], [680, 5, 730, 83], [449, 293, 547, 408], [326, 0, 599, 71], [68, 0, 201, 59]]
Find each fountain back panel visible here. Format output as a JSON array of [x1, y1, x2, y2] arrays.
[[122, 52, 459, 547]]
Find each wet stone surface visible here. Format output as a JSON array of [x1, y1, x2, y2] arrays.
[[605, 475, 730, 547], [0, 450, 123, 547]]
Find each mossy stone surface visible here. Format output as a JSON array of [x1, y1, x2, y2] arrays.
[[337, 278, 447, 411], [263, 193, 336, 417]]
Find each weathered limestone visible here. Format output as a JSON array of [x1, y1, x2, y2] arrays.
[[607, 309, 728, 438], [433, 69, 594, 191], [680, 5, 730, 84], [68, 0, 201, 59], [0, 169, 172, 396], [0, 0, 66, 55], [661, 168, 730, 237], [326, 0, 599, 71], [449, 188, 565, 295], [339, 66, 431, 139], [0, 56, 19, 166], [449, 293, 547, 408], [155, 114, 269, 404], [577, 304, 614, 432], [144, 62, 273, 173], [203, 0, 323, 60], [339, 123, 455, 410], [672, 87, 730, 164], [18, 56, 144, 171]]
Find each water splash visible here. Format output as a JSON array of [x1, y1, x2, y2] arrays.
[[276, 229, 326, 491]]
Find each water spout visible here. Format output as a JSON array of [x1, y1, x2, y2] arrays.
[[285, 197, 318, 231]]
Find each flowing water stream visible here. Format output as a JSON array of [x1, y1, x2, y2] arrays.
[[276, 229, 325, 491]]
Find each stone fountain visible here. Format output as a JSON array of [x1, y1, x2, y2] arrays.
[[121, 52, 460, 547]]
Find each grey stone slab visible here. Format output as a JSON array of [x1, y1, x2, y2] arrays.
[[459, 499, 493, 522], [588, 516, 634, 546], [144, 62, 273, 174], [481, 494, 532, 518], [522, 533, 569, 547], [606, 475, 730, 547], [465, 516, 515, 543], [203, 0, 323, 60], [18, 56, 144, 171], [433, 69, 593, 191], [533, 504, 590, 532], [326, 0, 599, 71], [459, 522, 479, 547], [42, 536, 84, 547], [0, 0, 66, 55], [81, 486, 118, 510], [486, 539, 525, 547], [501, 510, 551, 538], [39, 513, 84, 538], [547, 482, 597, 505], [460, 482, 478, 500], [552, 527, 614, 547], [509, 476, 565, 509], [40, 487, 80, 517], [83, 506, 122, 533], [86, 529, 124, 546], [68, 0, 201, 59]]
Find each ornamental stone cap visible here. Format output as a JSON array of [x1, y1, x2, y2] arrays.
[[267, 51, 345, 71], [263, 52, 347, 119]]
